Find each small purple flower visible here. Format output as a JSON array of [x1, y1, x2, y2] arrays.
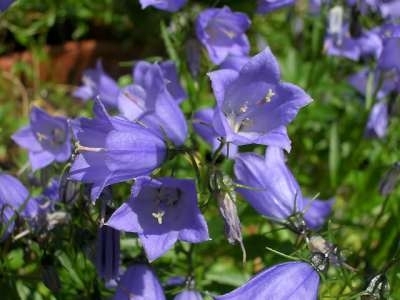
[[365, 101, 389, 138], [96, 225, 120, 281], [139, 0, 187, 12], [106, 176, 209, 262], [0, 173, 36, 240], [113, 264, 165, 300], [215, 261, 320, 300], [118, 61, 188, 146], [73, 60, 120, 108], [195, 7, 250, 65], [209, 48, 311, 150], [256, 0, 295, 14], [12, 107, 71, 171], [69, 101, 167, 201], [174, 289, 203, 300]]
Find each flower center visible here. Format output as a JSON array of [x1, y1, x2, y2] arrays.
[[151, 186, 181, 225]]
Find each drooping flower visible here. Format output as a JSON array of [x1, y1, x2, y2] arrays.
[[208, 48, 311, 150], [256, 0, 295, 14], [215, 261, 320, 300], [69, 100, 167, 201], [174, 289, 203, 300], [106, 176, 209, 262], [12, 106, 71, 171], [118, 61, 187, 146], [113, 264, 165, 300], [73, 60, 120, 108], [139, 0, 187, 12], [0, 173, 36, 240], [195, 7, 250, 65]]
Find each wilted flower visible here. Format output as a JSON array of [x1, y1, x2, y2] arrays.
[[256, 0, 295, 14], [106, 177, 209, 261], [0, 173, 36, 240], [215, 261, 320, 300], [118, 61, 187, 146], [208, 48, 311, 150], [195, 7, 250, 65], [96, 225, 120, 281], [174, 289, 203, 300], [139, 0, 187, 12], [113, 264, 165, 300], [12, 106, 71, 171], [73, 60, 120, 108], [69, 101, 167, 201]]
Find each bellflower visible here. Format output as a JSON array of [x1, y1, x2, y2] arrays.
[[118, 61, 187, 146], [69, 101, 167, 201], [215, 261, 320, 300], [96, 225, 120, 281], [209, 48, 311, 150], [256, 0, 295, 14], [139, 0, 187, 12], [365, 101, 389, 138], [195, 7, 250, 65], [0, 173, 36, 240], [174, 289, 203, 300], [73, 60, 120, 108], [219, 54, 249, 71], [12, 106, 71, 171], [106, 177, 209, 262], [113, 264, 165, 300], [378, 37, 400, 73]]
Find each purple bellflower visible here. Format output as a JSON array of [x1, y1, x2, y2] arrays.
[[192, 108, 238, 158], [365, 101, 389, 138], [69, 100, 167, 201], [234, 147, 332, 230], [219, 54, 250, 71], [12, 107, 71, 171], [208, 48, 312, 150], [139, 0, 187, 12], [0, 173, 36, 240], [378, 37, 400, 73], [379, 0, 400, 19], [256, 0, 295, 14], [215, 261, 320, 300], [118, 61, 187, 146], [106, 176, 209, 262], [159, 60, 187, 103], [195, 7, 250, 65], [113, 264, 165, 300], [73, 60, 120, 108], [96, 225, 120, 282], [174, 289, 203, 300]]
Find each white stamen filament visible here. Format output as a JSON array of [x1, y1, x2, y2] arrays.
[[152, 211, 165, 224]]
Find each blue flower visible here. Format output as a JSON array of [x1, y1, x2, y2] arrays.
[[12, 106, 71, 171], [96, 225, 120, 282], [139, 0, 187, 12], [196, 7, 250, 65], [215, 261, 320, 300], [256, 0, 295, 14], [106, 176, 209, 261], [208, 48, 311, 150], [69, 100, 167, 201]]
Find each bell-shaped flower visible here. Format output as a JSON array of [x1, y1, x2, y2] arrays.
[[12, 106, 71, 171], [73, 60, 120, 108], [139, 0, 187, 12], [106, 176, 209, 262], [113, 264, 165, 300], [0, 0, 14, 11], [215, 261, 320, 300], [195, 7, 250, 65], [209, 48, 311, 150], [0, 173, 36, 240], [256, 0, 295, 14], [96, 224, 120, 281], [174, 289, 203, 300], [69, 100, 167, 201], [378, 37, 400, 73], [118, 61, 187, 146], [365, 101, 388, 138]]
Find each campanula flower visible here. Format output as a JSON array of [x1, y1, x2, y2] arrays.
[[73, 60, 120, 108], [139, 0, 187, 12], [378, 37, 400, 73], [69, 100, 167, 201], [215, 261, 320, 300], [256, 0, 295, 14], [365, 102, 388, 138], [96, 225, 120, 281], [219, 55, 249, 71], [208, 48, 311, 150], [118, 61, 187, 146], [12, 106, 71, 171], [106, 176, 209, 262], [174, 289, 203, 300], [113, 264, 165, 300], [0, 173, 36, 240], [195, 7, 250, 65]]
